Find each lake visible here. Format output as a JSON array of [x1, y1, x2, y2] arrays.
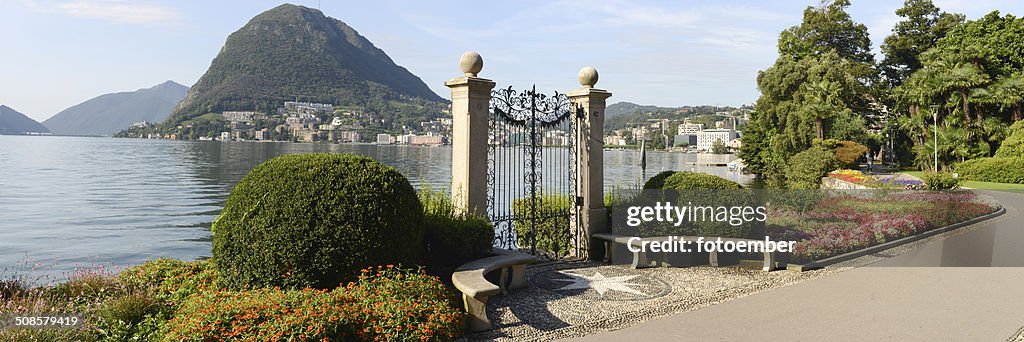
[[0, 135, 749, 280]]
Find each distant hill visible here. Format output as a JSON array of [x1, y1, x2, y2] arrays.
[[0, 105, 49, 135], [606, 102, 679, 119], [43, 81, 188, 136], [604, 101, 747, 131], [166, 3, 445, 126]]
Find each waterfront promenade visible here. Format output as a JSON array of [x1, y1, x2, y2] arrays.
[[575, 190, 1024, 341]]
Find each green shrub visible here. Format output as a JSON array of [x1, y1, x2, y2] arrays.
[[649, 172, 753, 238], [605, 186, 641, 234], [96, 314, 167, 342], [96, 292, 160, 327], [711, 139, 729, 154], [956, 157, 1024, 184], [995, 121, 1024, 158], [662, 172, 742, 190], [213, 153, 424, 290], [165, 287, 353, 341], [117, 259, 219, 310], [512, 195, 572, 257], [616, 187, 759, 239], [642, 170, 676, 189], [344, 267, 464, 341], [832, 140, 870, 168], [919, 172, 961, 190], [785, 146, 841, 189], [164, 266, 463, 341], [94, 291, 167, 341], [418, 187, 494, 269]]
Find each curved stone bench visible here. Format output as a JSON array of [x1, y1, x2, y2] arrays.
[[593, 233, 778, 271], [452, 249, 536, 332]]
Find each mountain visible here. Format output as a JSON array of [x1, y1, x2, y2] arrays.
[[0, 105, 49, 135], [43, 81, 188, 136], [167, 4, 444, 126]]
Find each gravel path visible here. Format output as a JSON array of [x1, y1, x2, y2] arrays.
[[1010, 326, 1024, 342], [465, 262, 841, 341]]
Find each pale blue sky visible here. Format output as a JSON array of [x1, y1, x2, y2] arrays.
[[2, 0, 1021, 122]]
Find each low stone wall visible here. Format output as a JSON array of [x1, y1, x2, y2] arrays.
[[820, 177, 870, 190]]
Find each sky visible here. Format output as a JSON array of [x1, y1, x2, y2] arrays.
[[2, 0, 1023, 122]]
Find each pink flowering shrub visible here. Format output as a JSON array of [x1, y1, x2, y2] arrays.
[[767, 191, 998, 263]]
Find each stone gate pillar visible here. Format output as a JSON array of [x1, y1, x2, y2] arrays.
[[446, 52, 495, 215], [568, 67, 611, 260]]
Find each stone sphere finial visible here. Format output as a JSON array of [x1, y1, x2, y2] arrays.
[[459, 51, 483, 76], [578, 66, 598, 88]]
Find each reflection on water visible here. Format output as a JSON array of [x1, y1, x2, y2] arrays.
[[0, 135, 749, 278]]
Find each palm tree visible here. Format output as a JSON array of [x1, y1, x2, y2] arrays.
[[897, 67, 942, 151], [920, 47, 989, 128], [990, 72, 1024, 122], [800, 79, 845, 140]]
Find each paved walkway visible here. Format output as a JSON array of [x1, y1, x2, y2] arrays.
[[573, 190, 1024, 341]]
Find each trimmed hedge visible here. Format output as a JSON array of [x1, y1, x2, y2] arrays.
[[419, 188, 494, 269], [512, 195, 572, 257], [662, 172, 742, 190], [919, 172, 961, 190], [213, 153, 423, 290], [624, 172, 756, 239], [957, 157, 1024, 184], [995, 121, 1024, 158], [643, 170, 677, 189]]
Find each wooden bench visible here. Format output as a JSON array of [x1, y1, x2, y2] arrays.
[[452, 249, 536, 332], [592, 233, 778, 271]]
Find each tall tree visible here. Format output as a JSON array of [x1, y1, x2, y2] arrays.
[[778, 0, 876, 80], [741, 1, 876, 182], [879, 0, 965, 88]]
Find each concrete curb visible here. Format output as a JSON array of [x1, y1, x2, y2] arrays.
[[787, 205, 1007, 271]]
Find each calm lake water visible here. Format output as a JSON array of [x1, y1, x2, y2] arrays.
[[0, 135, 749, 279]]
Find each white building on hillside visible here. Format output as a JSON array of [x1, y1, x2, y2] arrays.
[[696, 129, 737, 151], [677, 123, 704, 135]]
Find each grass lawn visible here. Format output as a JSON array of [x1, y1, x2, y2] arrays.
[[901, 171, 1024, 191]]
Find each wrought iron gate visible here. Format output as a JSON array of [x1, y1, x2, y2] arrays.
[[488, 85, 582, 259]]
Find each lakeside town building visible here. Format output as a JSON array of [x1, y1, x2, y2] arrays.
[[696, 128, 738, 151]]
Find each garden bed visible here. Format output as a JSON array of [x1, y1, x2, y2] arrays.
[[0, 261, 465, 341], [825, 170, 924, 190], [766, 190, 1002, 270]]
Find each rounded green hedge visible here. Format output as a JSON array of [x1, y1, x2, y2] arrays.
[[919, 172, 961, 190], [995, 121, 1024, 158], [646, 172, 755, 238], [643, 170, 677, 189], [662, 171, 742, 190], [213, 153, 423, 289], [956, 157, 1024, 184]]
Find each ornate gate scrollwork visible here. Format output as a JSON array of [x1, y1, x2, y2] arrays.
[[488, 85, 583, 260]]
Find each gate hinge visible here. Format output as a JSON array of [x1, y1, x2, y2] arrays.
[[575, 196, 584, 207]]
